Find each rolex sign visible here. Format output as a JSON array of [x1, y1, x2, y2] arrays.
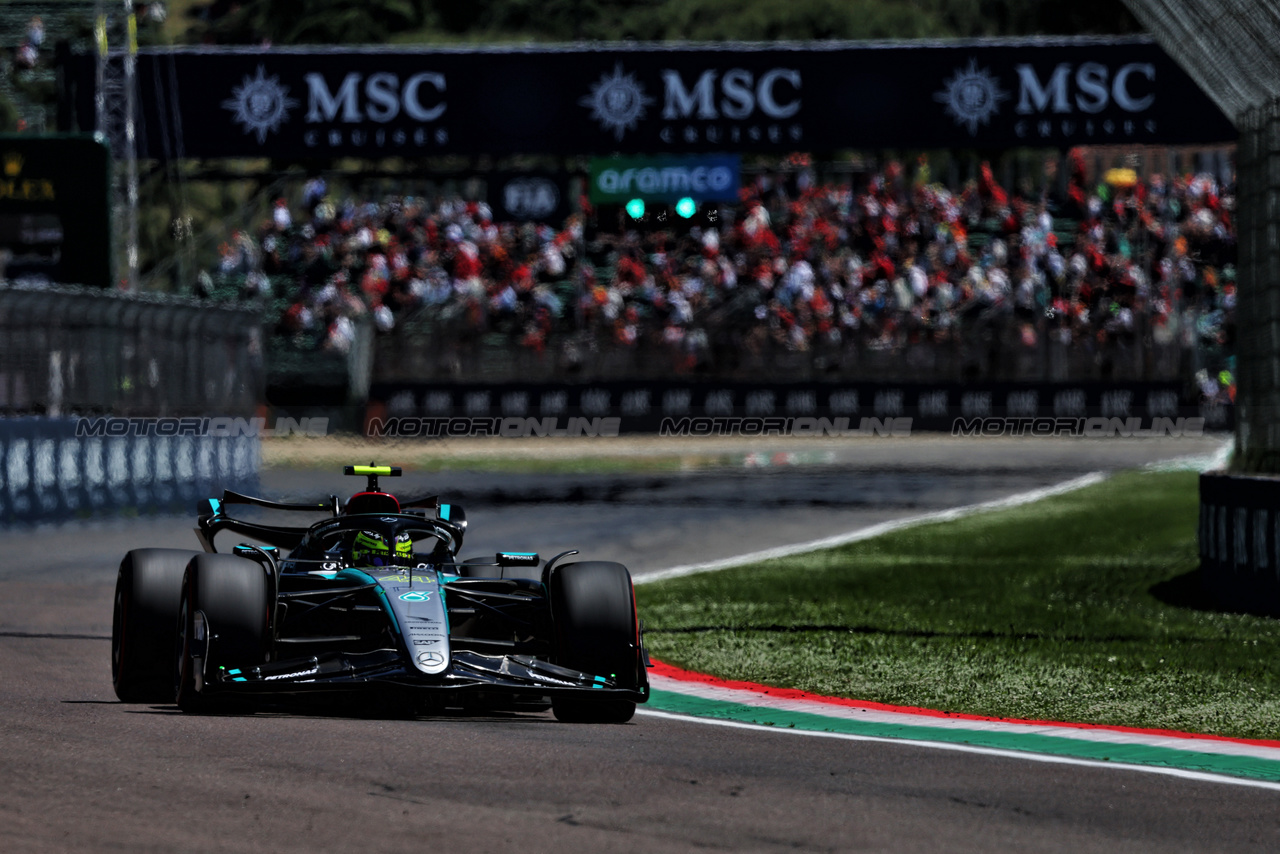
[[0, 135, 110, 288]]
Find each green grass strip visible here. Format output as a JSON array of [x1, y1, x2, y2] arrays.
[[646, 689, 1280, 783], [637, 470, 1280, 740]]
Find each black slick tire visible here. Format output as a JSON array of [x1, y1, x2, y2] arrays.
[[112, 549, 202, 703], [176, 554, 270, 713], [548, 561, 639, 724]]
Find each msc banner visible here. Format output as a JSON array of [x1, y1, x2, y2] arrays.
[[69, 38, 1234, 159]]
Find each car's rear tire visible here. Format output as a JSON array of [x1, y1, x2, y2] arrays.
[[176, 554, 271, 713], [112, 549, 202, 703], [548, 561, 639, 724]]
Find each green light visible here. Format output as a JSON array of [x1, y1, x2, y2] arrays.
[[625, 199, 645, 219], [675, 197, 697, 218]]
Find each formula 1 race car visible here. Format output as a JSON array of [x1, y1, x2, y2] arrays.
[[111, 465, 650, 723]]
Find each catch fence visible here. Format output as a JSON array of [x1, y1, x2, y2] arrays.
[[0, 285, 264, 523], [0, 284, 264, 416]]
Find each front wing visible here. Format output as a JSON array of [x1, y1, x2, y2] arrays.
[[192, 565, 647, 704], [202, 648, 648, 703]]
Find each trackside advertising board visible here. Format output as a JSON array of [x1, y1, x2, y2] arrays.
[[0, 135, 110, 287], [366, 380, 1229, 436], [485, 172, 572, 223], [67, 39, 1234, 159], [589, 155, 740, 204]]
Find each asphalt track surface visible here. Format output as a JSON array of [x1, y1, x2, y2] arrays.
[[4, 435, 1278, 852]]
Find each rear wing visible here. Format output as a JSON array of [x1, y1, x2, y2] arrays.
[[212, 491, 338, 515], [195, 488, 466, 554], [195, 491, 335, 553]]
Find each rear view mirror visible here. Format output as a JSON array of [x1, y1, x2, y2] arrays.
[[232, 543, 280, 567], [437, 503, 467, 532]]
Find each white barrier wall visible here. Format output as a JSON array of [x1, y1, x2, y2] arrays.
[[1199, 471, 1280, 614], [0, 418, 259, 523]]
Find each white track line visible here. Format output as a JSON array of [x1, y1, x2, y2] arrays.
[[635, 708, 1280, 792], [635, 471, 1108, 584], [1143, 437, 1233, 472]]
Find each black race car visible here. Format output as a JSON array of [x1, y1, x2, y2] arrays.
[[111, 465, 650, 723]]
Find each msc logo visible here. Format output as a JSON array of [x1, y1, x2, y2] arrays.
[[303, 71, 447, 123], [580, 63, 655, 141], [934, 59, 1009, 135], [222, 65, 298, 143], [659, 68, 801, 121], [222, 65, 450, 147], [1015, 62, 1155, 115], [581, 63, 801, 140], [936, 58, 1158, 136]]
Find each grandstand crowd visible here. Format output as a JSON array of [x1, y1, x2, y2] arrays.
[[208, 151, 1236, 387]]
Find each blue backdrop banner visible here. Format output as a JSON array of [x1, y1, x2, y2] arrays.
[[68, 38, 1235, 160]]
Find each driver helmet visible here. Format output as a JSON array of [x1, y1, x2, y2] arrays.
[[351, 530, 412, 567]]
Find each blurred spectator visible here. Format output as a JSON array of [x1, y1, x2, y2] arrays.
[[206, 152, 1235, 382], [26, 16, 43, 50], [14, 41, 36, 70], [13, 16, 43, 70]]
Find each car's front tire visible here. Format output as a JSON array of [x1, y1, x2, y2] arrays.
[[547, 561, 640, 724], [112, 549, 202, 703], [175, 554, 271, 713]]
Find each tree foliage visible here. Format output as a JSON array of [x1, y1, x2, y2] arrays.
[[195, 0, 1142, 45], [204, 0, 422, 45]]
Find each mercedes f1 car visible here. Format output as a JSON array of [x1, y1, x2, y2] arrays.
[[111, 465, 650, 723]]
